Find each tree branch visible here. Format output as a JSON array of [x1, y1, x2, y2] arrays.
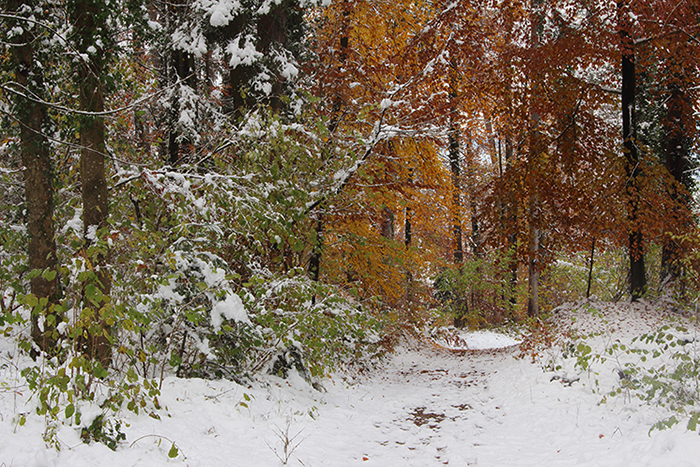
[[0, 73, 195, 117]]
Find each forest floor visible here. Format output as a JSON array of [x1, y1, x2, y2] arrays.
[[1, 301, 700, 466]]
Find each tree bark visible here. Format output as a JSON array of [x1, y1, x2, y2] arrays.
[[448, 70, 463, 265], [449, 122, 463, 265], [8, 1, 61, 353], [504, 133, 518, 313], [527, 0, 544, 317], [308, 218, 323, 283], [464, 128, 480, 257], [661, 84, 691, 286], [167, 48, 196, 165], [307, 0, 351, 283], [586, 237, 596, 299], [380, 206, 395, 239], [69, 0, 112, 365], [618, 0, 646, 301]]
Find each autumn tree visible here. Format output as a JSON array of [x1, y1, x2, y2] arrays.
[[642, 0, 699, 287], [303, 0, 451, 302]]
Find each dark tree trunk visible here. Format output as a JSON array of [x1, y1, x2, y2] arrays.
[[527, 0, 544, 317], [449, 117, 463, 265], [618, 0, 646, 301], [306, 0, 351, 284], [504, 134, 518, 312], [308, 218, 323, 283], [8, 1, 61, 353], [221, 0, 302, 116], [222, 15, 256, 117], [380, 206, 395, 239], [661, 85, 692, 286], [464, 129, 481, 257], [257, 2, 289, 110], [405, 207, 412, 248], [69, 0, 112, 366], [168, 43, 196, 165], [586, 237, 596, 299]]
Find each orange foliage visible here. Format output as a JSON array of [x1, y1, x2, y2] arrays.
[[306, 0, 700, 311]]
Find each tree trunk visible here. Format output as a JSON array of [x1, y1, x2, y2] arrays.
[[380, 206, 395, 239], [503, 136, 519, 315], [586, 237, 596, 299], [306, 0, 352, 285], [8, 2, 61, 353], [484, 115, 499, 168], [448, 83, 463, 265], [527, 0, 544, 317], [405, 206, 412, 248], [464, 129, 480, 257], [308, 218, 323, 283], [618, 0, 646, 301], [449, 125, 463, 265], [661, 85, 691, 287], [69, 0, 112, 366], [526, 195, 540, 317], [164, 0, 197, 166], [221, 0, 301, 115]]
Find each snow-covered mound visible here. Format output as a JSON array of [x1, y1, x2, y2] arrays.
[[430, 327, 522, 350]]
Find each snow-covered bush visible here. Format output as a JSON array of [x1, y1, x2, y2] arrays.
[[0, 106, 382, 450], [606, 322, 700, 433], [104, 108, 378, 382], [551, 302, 700, 434]]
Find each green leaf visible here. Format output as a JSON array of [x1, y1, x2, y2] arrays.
[[65, 404, 75, 419], [168, 443, 179, 458], [25, 294, 38, 308], [42, 269, 57, 281], [93, 362, 108, 379], [27, 269, 41, 280]]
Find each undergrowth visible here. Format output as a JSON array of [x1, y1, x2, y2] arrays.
[[546, 301, 700, 434]]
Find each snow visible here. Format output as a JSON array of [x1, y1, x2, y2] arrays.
[[453, 329, 522, 350], [8, 26, 23, 38], [62, 208, 83, 235], [171, 27, 207, 58], [227, 34, 262, 68], [1, 302, 699, 466], [202, 0, 242, 27], [85, 224, 98, 241], [279, 60, 299, 80], [210, 292, 250, 331]]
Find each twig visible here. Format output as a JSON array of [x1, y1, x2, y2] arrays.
[[129, 433, 186, 459], [265, 418, 307, 465], [1, 73, 195, 117]]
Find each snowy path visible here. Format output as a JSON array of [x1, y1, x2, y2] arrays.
[[295, 344, 697, 467], [3, 336, 700, 466]]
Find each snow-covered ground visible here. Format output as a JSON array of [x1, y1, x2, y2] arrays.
[[1, 301, 699, 466]]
